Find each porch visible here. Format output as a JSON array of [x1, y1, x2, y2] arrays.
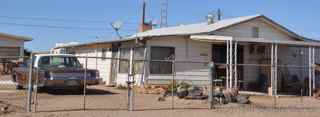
[[191, 35, 320, 96]]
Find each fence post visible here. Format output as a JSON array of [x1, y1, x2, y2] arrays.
[[33, 68, 39, 112], [83, 57, 88, 111], [27, 53, 34, 112], [208, 61, 215, 109], [127, 47, 134, 111]]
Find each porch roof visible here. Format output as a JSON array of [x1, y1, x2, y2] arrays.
[[190, 35, 320, 47]]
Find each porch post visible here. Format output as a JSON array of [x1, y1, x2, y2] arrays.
[[141, 46, 148, 85], [308, 46, 312, 96], [226, 40, 229, 89], [234, 41, 238, 89], [229, 40, 233, 89], [274, 44, 278, 96], [270, 44, 274, 96], [312, 47, 315, 91]]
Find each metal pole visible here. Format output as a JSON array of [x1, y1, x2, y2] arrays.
[[128, 47, 134, 111], [274, 44, 278, 108], [312, 47, 315, 91], [308, 47, 312, 96], [33, 68, 39, 112], [27, 53, 34, 113], [171, 60, 175, 110], [226, 41, 229, 90], [271, 44, 274, 96], [208, 61, 215, 109], [230, 40, 233, 89], [234, 41, 238, 88], [275, 44, 278, 95], [83, 57, 88, 111]]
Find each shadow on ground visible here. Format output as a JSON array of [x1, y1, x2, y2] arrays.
[[41, 88, 118, 95]]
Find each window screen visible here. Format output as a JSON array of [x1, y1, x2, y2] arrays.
[[150, 47, 175, 74]]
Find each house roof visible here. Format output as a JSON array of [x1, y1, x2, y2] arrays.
[[131, 14, 307, 41], [131, 14, 262, 38], [53, 38, 133, 49], [0, 32, 33, 41], [55, 14, 318, 49]]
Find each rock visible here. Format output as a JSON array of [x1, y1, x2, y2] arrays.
[[236, 95, 250, 104], [158, 96, 166, 101], [176, 90, 188, 99], [223, 90, 232, 103], [188, 86, 203, 97], [0, 104, 9, 113]]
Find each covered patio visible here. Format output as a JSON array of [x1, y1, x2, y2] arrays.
[[191, 35, 320, 96]]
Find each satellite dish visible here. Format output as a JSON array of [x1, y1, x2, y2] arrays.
[[111, 21, 123, 30]]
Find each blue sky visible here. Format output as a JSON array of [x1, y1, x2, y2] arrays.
[[0, 0, 319, 51]]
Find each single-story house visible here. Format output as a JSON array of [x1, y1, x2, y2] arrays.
[[52, 14, 320, 96], [0, 32, 32, 74], [0, 32, 32, 58]]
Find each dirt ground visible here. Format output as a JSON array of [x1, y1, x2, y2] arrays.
[[0, 83, 320, 117]]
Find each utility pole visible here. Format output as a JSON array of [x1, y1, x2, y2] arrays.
[[160, 0, 168, 27]]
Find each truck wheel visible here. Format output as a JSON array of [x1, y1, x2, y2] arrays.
[[11, 73, 17, 82], [16, 84, 23, 90]]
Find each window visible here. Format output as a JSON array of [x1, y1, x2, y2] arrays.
[[150, 47, 175, 74], [118, 47, 146, 74], [252, 27, 259, 38], [133, 47, 145, 74], [119, 48, 130, 73], [38, 56, 81, 68]]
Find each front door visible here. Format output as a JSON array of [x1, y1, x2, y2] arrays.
[[212, 44, 243, 88]]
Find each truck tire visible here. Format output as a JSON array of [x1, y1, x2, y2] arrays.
[[11, 73, 17, 82], [16, 84, 23, 90]]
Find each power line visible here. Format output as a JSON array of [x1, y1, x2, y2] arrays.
[[0, 15, 139, 24], [0, 22, 137, 32]]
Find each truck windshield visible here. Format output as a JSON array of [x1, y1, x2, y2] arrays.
[[38, 56, 81, 68]]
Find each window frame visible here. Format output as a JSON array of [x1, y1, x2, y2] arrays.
[[118, 48, 131, 74], [149, 46, 175, 75]]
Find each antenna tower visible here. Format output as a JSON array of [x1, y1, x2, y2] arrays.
[[160, 0, 168, 27]]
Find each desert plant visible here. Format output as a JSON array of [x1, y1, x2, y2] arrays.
[[167, 80, 178, 93]]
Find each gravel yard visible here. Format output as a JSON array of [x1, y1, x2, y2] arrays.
[[0, 84, 320, 117]]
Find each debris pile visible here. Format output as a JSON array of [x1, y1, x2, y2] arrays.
[[138, 85, 168, 94], [313, 88, 320, 100]]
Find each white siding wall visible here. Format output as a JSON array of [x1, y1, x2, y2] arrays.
[[146, 36, 212, 84], [0, 38, 24, 47], [0, 38, 24, 57], [72, 48, 113, 85], [214, 18, 295, 41]]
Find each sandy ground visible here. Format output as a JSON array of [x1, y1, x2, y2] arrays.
[[0, 76, 320, 117]]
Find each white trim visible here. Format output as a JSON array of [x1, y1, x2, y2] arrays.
[[191, 35, 320, 47]]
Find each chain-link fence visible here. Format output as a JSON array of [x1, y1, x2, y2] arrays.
[[1, 49, 319, 113], [0, 56, 28, 113]]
